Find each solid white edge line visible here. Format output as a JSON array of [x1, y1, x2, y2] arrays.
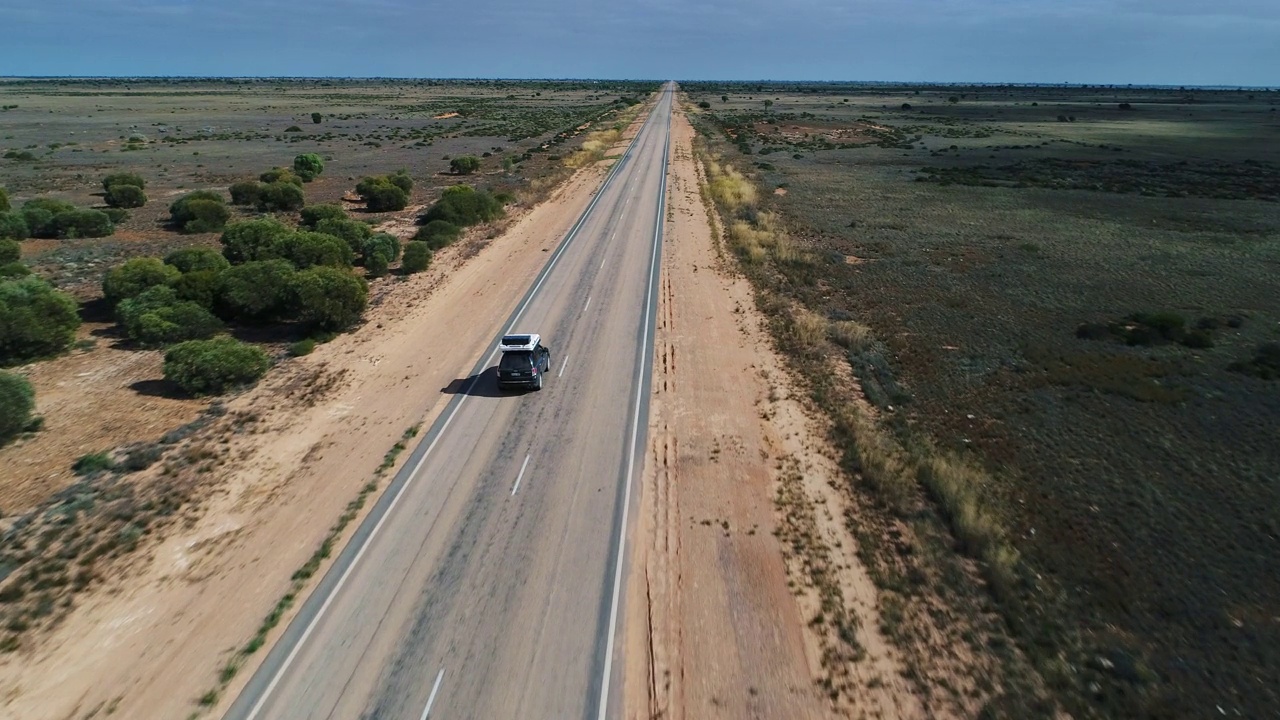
[[240, 90, 658, 720], [596, 85, 670, 720], [558, 356, 569, 378], [583, 296, 592, 314], [418, 667, 445, 720], [511, 454, 531, 496]]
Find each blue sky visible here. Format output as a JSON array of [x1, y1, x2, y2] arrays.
[[0, 0, 1276, 85]]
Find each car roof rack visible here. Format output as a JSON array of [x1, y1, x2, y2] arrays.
[[499, 333, 540, 352]]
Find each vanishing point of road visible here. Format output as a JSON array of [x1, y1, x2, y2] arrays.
[[224, 83, 674, 720]]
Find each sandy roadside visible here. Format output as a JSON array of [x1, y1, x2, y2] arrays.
[[0, 111, 651, 718], [621, 106, 926, 718]]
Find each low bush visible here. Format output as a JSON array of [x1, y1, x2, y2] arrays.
[[73, 451, 115, 476], [299, 204, 346, 229], [0, 239, 18, 263], [216, 260, 297, 321], [103, 257, 180, 305], [172, 268, 222, 309], [164, 337, 271, 396], [256, 181, 305, 212], [450, 156, 480, 175], [117, 285, 223, 346], [0, 371, 35, 444], [419, 185, 503, 227], [103, 172, 146, 192], [170, 191, 230, 234], [293, 153, 324, 182], [1229, 343, 1280, 380], [365, 250, 389, 278], [52, 209, 114, 238], [288, 338, 317, 356], [401, 241, 431, 274], [229, 181, 262, 207], [21, 198, 76, 238], [274, 231, 352, 269], [413, 219, 461, 249], [260, 167, 303, 186], [164, 247, 230, 274], [0, 187, 8, 212], [0, 275, 81, 365], [102, 207, 129, 224], [289, 266, 367, 331], [362, 233, 400, 263], [356, 175, 409, 212], [0, 211, 27, 240], [104, 183, 147, 209], [0, 262, 30, 278], [219, 217, 292, 264], [315, 217, 371, 257]]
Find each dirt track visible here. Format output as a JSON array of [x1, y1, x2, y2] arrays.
[[622, 107, 925, 718]]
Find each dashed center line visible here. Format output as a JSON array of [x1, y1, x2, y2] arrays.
[[418, 667, 444, 720], [511, 454, 531, 496], [558, 356, 569, 378], [583, 296, 592, 314]]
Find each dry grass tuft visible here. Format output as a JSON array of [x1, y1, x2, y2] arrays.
[[829, 320, 873, 352]]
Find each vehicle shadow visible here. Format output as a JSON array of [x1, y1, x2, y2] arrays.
[[440, 367, 523, 398]]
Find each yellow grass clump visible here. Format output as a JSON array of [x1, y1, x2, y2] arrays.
[[565, 127, 623, 168]]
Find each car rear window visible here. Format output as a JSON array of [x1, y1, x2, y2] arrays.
[[500, 351, 533, 370]]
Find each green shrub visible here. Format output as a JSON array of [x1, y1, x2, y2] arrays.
[[102, 173, 146, 192], [365, 250, 389, 278], [288, 338, 317, 356], [401, 241, 431, 274], [229, 181, 262, 207], [22, 199, 75, 238], [274, 231, 352, 269], [362, 232, 400, 263], [0, 187, 8, 212], [260, 167, 303, 187], [52, 209, 114, 239], [449, 156, 481, 175], [102, 207, 129, 224], [256, 181, 305, 212], [164, 247, 230, 274], [73, 451, 115, 476], [293, 153, 324, 182], [299, 204, 346, 229], [387, 171, 412, 194], [413, 219, 461, 249], [315, 217, 371, 256], [219, 217, 292, 264], [0, 371, 35, 444], [310, 112, 323, 124], [0, 276, 81, 365], [103, 257, 180, 305], [4, 150, 36, 162], [0, 239, 18, 263], [420, 185, 503, 227], [0, 262, 30, 278], [117, 285, 223, 346], [172, 268, 222, 309], [289, 266, 367, 331], [0, 212, 27, 240], [216, 260, 296, 321], [356, 176, 409, 212], [1229, 343, 1280, 380], [170, 191, 229, 234], [164, 337, 271, 396], [104, 183, 146, 209]]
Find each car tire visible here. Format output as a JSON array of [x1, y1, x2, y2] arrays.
[[535, 374, 543, 391]]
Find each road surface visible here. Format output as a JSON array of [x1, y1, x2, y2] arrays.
[[224, 83, 673, 720]]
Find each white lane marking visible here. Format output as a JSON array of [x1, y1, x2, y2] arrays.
[[583, 295, 592, 314], [601, 256, 607, 270], [597, 88, 670, 720], [418, 667, 445, 720], [558, 356, 569, 378], [511, 454, 531, 496], [238, 85, 665, 720]]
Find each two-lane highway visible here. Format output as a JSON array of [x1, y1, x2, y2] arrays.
[[224, 83, 674, 720]]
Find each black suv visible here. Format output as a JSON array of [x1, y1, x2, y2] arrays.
[[496, 333, 551, 391]]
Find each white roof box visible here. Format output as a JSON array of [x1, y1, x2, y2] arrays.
[[499, 333, 540, 352]]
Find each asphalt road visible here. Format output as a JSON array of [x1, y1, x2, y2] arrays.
[[224, 83, 673, 720]]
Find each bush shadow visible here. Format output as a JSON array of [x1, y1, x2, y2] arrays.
[[129, 378, 185, 398]]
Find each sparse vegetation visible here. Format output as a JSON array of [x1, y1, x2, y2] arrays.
[[0, 370, 35, 445]]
